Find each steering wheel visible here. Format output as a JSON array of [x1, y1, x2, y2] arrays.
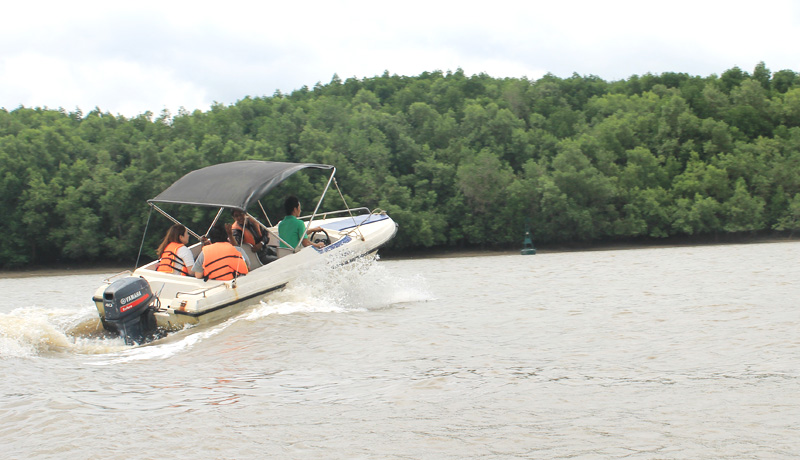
[[309, 229, 331, 246]]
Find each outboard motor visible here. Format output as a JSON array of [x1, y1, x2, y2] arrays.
[[102, 277, 159, 345]]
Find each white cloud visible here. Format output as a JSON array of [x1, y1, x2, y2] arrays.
[[0, 53, 208, 116], [2, 0, 799, 117]]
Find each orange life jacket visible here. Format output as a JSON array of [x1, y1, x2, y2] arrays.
[[156, 242, 190, 276], [231, 220, 263, 246], [201, 243, 249, 281]]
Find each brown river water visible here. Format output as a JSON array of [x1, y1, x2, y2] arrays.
[[1, 242, 798, 459]]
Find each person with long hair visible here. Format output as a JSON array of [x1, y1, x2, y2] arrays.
[[155, 224, 195, 276]]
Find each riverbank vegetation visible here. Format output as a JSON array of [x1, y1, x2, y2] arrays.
[[2, 62, 799, 267]]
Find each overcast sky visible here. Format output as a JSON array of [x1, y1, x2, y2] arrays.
[[2, 0, 799, 118]]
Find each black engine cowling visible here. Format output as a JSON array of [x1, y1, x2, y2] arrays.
[[102, 277, 159, 345]]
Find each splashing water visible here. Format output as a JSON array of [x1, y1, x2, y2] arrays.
[[0, 256, 429, 359], [0, 306, 126, 358]]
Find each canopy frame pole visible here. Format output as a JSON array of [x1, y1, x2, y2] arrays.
[[297, 168, 336, 250], [258, 200, 273, 228], [233, 210, 245, 247], [332, 176, 365, 241], [149, 203, 203, 240], [134, 206, 154, 270], [275, 234, 295, 252], [207, 207, 225, 237], [243, 212, 273, 246]]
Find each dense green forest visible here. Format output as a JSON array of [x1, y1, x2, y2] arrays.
[[2, 62, 800, 268]]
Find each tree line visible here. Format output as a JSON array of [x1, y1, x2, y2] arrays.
[[1, 62, 799, 268]]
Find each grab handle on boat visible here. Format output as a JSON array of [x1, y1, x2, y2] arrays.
[[175, 283, 228, 299], [103, 270, 132, 284]]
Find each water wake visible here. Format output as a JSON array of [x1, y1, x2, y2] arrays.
[[0, 306, 126, 358], [1, 255, 430, 360], [244, 254, 431, 320]]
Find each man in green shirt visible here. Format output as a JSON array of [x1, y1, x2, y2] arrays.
[[278, 195, 325, 250]]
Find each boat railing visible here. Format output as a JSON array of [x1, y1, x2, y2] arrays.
[[175, 284, 223, 299], [300, 207, 371, 221], [102, 270, 132, 284], [175, 279, 236, 299], [337, 210, 383, 234], [303, 207, 373, 243]]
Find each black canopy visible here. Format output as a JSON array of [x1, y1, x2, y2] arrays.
[[149, 161, 334, 209]]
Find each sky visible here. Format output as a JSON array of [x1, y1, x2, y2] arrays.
[[2, 0, 799, 118]]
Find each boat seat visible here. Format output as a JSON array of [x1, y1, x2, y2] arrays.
[[239, 244, 263, 270], [275, 247, 295, 259]]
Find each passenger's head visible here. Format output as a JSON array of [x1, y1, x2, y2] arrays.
[[165, 224, 186, 243], [283, 195, 300, 216], [207, 224, 228, 244], [231, 208, 246, 224], [157, 224, 188, 255]]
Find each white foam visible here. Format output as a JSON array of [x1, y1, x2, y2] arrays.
[[2, 307, 140, 359], [1, 256, 430, 360], [294, 253, 432, 308], [89, 323, 215, 365]]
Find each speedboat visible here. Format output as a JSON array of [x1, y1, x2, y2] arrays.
[[92, 160, 398, 344]]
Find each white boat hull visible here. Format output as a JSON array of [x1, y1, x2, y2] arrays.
[[94, 214, 397, 332]]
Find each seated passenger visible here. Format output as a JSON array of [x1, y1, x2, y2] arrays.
[[191, 224, 249, 281], [155, 224, 194, 276], [230, 208, 276, 264], [277, 195, 325, 250]]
